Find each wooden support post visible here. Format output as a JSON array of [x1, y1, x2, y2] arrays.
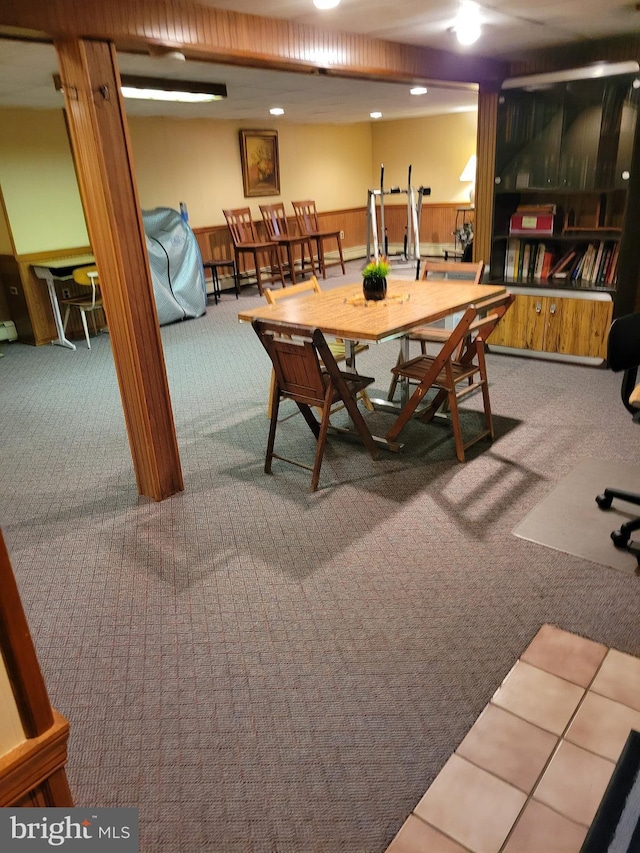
[[54, 38, 184, 501]]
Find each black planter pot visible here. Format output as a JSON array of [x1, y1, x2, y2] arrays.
[[363, 274, 387, 301]]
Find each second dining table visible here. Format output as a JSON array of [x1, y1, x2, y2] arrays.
[[238, 276, 507, 449]]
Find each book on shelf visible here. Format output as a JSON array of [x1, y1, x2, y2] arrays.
[[533, 243, 546, 279], [549, 249, 578, 280], [504, 238, 518, 280], [539, 251, 554, 281]]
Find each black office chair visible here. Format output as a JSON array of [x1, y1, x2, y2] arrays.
[[595, 312, 640, 564]]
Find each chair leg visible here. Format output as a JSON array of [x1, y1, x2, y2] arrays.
[[62, 305, 71, 333], [79, 309, 91, 349], [265, 391, 280, 473], [311, 388, 334, 491], [316, 238, 327, 279], [267, 369, 276, 419], [335, 234, 346, 275], [253, 251, 264, 296], [447, 390, 466, 463]]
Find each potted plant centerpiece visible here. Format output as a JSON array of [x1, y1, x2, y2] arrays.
[[362, 257, 390, 301]]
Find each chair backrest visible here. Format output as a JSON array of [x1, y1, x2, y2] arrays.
[[291, 200, 319, 235], [433, 292, 515, 371], [260, 203, 292, 240], [223, 207, 258, 246], [264, 276, 321, 305], [253, 320, 336, 407], [72, 265, 100, 308], [606, 312, 640, 415], [421, 260, 485, 284]]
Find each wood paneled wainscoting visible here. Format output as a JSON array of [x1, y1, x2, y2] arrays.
[[194, 203, 464, 290]]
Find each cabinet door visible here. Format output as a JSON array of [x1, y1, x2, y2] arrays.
[[544, 296, 613, 358], [487, 293, 546, 350]]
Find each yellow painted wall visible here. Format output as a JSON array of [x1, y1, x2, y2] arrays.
[[0, 106, 477, 255], [0, 108, 89, 256], [127, 118, 373, 225], [371, 110, 478, 204]]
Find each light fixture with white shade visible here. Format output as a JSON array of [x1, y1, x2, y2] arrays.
[[313, 0, 340, 8], [269, 107, 285, 116], [460, 154, 476, 204], [370, 111, 382, 119], [410, 86, 428, 96], [453, 1, 482, 46], [55, 73, 228, 104]]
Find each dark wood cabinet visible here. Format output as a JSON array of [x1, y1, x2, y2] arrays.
[[489, 71, 640, 359]]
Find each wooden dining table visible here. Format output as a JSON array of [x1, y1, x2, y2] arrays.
[[238, 277, 507, 449], [238, 278, 506, 346]]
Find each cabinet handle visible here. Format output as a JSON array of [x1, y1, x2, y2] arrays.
[[535, 302, 542, 313], [550, 303, 556, 314]]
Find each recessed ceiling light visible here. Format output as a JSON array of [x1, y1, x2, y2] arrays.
[[410, 86, 428, 96], [313, 0, 341, 8], [270, 107, 285, 116], [370, 111, 382, 119], [120, 75, 227, 102]]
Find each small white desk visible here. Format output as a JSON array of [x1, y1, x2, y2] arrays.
[[32, 255, 95, 350]]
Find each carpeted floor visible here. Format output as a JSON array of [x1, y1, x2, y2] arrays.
[[1, 260, 640, 852]]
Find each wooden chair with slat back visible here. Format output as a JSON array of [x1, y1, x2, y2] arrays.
[[252, 319, 378, 491], [291, 200, 346, 279], [223, 207, 285, 296], [386, 292, 515, 461], [260, 202, 316, 285], [263, 276, 372, 417], [387, 259, 485, 401], [61, 265, 105, 349]]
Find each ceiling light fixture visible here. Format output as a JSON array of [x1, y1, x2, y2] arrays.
[[269, 107, 285, 116], [502, 61, 640, 89], [453, 1, 482, 46], [370, 111, 382, 119], [313, 0, 341, 8], [118, 75, 227, 103], [410, 86, 428, 96]]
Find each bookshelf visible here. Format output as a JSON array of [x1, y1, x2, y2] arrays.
[[488, 71, 640, 360]]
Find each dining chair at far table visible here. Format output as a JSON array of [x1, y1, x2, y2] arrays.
[[262, 276, 373, 418], [61, 265, 105, 349], [260, 202, 316, 285], [388, 259, 485, 401], [386, 292, 515, 462], [291, 200, 346, 279], [223, 207, 285, 296], [252, 319, 379, 492]]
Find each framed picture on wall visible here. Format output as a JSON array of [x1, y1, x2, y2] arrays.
[[239, 129, 280, 197]]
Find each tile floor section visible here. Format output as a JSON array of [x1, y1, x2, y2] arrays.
[[385, 624, 640, 853]]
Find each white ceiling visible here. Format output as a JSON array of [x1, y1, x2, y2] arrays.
[[1, 0, 639, 123]]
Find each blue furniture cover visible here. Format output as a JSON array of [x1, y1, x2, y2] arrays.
[[142, 207, 206, 326]]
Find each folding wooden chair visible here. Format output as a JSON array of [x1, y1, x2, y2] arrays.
[[291, 200, 346, 279], [252, 319, 378, 491], [386, 292, 515, 461], [388, 259, 485, 401], [223, 207, 285, 295], [260, 202, 315, 284], [263, 276, 373, 417]]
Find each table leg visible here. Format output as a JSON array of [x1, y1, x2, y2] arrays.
[[45, 275, 76, 350]]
